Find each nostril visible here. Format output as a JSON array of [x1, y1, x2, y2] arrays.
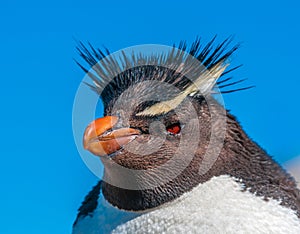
[[134, 126, 148, 134]]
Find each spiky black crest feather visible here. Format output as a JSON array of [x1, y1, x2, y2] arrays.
[[76, 37, 251, 109]]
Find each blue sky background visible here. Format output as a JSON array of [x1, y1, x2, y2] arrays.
[[0, 0, 299, 233]]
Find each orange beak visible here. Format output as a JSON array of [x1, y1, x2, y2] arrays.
[[83, 116, 140, 157]]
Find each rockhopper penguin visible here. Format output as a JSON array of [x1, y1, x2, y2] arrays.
[[72, 37, 300, 233]]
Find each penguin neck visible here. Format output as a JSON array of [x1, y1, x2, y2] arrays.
[[219, 113, 300, 216]]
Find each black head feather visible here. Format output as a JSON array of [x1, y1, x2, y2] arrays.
[[76, 37, 251, 110]]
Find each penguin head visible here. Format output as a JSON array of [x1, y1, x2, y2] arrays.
[[77, 38, 299, 213]]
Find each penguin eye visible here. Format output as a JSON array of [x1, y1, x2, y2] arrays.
[[166, 123, 181, 135]]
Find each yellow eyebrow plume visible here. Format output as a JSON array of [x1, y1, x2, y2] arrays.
[[136, 62, 228, 117]]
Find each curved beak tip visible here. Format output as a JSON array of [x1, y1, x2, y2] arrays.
[[83, 116, 140, 157]]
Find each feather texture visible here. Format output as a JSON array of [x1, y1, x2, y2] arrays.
[[76, 37, 251, 109]]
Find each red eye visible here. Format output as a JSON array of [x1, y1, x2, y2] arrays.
[[166, 123, 181, 135]]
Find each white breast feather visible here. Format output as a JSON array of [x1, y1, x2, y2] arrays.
[[74, 175, 300, 234]]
